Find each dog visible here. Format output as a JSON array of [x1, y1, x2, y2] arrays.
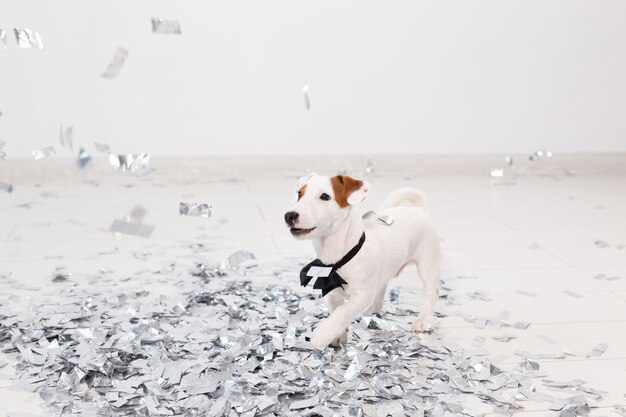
[[284, 173, 441, 348]]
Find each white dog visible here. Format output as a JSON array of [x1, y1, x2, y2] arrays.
[[285, 173, 441, 349]]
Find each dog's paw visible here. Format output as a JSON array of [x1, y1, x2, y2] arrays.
[[329, 329, 348, 347], [309, 320, 339, 349], [411, 316, 432, 333]]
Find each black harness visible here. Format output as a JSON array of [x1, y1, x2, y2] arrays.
[[299, 233, 366, 296]]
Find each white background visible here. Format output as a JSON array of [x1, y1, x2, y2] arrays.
[[1, 0, 625, 157]]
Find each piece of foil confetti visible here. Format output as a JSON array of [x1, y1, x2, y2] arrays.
[[529, 149, 553, 161], [94, 142, 111, 154], [365, 159, 375, 174], [76, 147, 92, 170], [109, 206, 154, 238], [179, 202, 212, 218], [14, 28, 43, 49], [101, 47, 129, 79], [151, 17, 182, 34], [109, 153, 150, 175], [0, 28, 6, 51], [376, 214, 394, 226], [302, 84, 310, 111], [59, 125, 74, 154], [32, 146, 56, 160], [490, 169, 504, 178], [228, 250, 257, 269], [0, 181, 13, 193], [0, 138, 7, 159]]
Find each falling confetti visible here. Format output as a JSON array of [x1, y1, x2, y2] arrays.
[[365, 159, 375, 174], [0, 181, 13, 193], [101, 47, 129, 79], [94, 142, 111, 154], [32, 146, 56, 160], [151, 17, 182, 34], [13, 28, 44, 49], [109, 153, 150, 175], [0, 138, 7, 160], [59, 124, 74, 154], [302, 83, 310, 110], [179, 202, 212, 218], [76, 147, 92, 170], [0, 28, 6, 51]]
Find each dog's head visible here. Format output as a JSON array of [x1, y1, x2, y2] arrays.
[[284, 173, 371, 239]]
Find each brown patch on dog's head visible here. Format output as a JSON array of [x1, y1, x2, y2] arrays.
[[330, 175, 364, 208], [297, 184, 307, 201]]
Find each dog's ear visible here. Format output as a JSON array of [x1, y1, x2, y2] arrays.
[[331, 175, 371, 207], [292, 173, 316, 202]]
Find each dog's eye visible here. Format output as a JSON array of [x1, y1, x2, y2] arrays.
[[320, 193, 331, 201]]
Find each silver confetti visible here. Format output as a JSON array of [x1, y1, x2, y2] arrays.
[[365, 159, 375, 174], [94, 142, 111, 154], [228, 250, 257, 269], [377, 214, 394, 226], [151, 17, 182, 34], [302, 83, 311, 110], [0, 181, 13, 193], [563, 290, 582, 298], [14, 28, 44, 49], [0, 138, 6, 159], [505, 155, 513, 166], [0, 28, 6, 51], [32, 146, 56, 160], [389, 288, 399, 302], [59, 125, 74, 154], [109, 206, 155, 238], [490, 169, 504, 178], [101, 47, 129, 79], [179, 202, 212, 218], [109, 152, 150, 174], [516, 289, 538, 297], [76, 148, 92, 170]]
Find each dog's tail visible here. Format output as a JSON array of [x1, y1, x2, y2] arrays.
[[379, 188, 428, 213]]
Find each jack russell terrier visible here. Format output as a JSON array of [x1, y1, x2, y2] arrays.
[[284, 173, 441, 349]]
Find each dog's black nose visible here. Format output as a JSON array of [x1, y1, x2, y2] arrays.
[[284, 211, 299, 226]]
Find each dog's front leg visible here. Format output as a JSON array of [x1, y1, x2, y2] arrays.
[[310, 291, 373, 349]]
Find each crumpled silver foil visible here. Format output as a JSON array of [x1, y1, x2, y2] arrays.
[[0, 181, 13, 193], [180, 202, 212, 218], [376, 214, 394, 226], [101, 47, 129, 79], [109, 153, 150, 175], [109, 206, 155, 238], [76, 147, 92, 170], [151, 18, 182, 34], [302, 84, 310, 111], [59, 125, 74, 154], [14, 27, 44, 49], [0, 138, 7, 159], [32, 146, 56, 160], [0, 28, 6, 51], [94, 142, 111, 154], [0, 259, 617, 417]]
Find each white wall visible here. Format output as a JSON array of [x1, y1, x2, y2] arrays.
[[1, 1, 625, 157]]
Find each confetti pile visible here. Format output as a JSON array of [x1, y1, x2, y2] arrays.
[[0, 256, 616, 417]]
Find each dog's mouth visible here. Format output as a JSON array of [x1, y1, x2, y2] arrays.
[[290, 227, 316, 236]]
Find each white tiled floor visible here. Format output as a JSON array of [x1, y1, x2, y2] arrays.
[[1, 158, 626, 416]]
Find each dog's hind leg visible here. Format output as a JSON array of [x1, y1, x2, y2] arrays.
[[411, 237, 441, 332]]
